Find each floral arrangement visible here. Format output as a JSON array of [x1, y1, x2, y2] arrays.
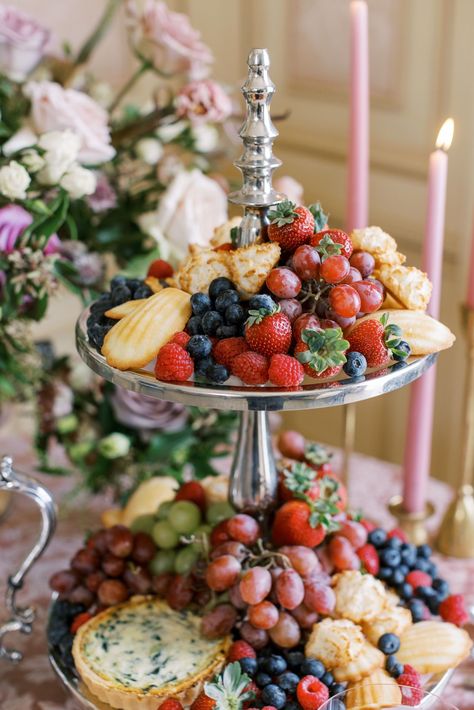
[[35, 351, 237, 501], [0, 0, 235, 400]]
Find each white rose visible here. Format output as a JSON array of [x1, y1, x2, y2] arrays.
[[60, 164, 97, 199], [137, 212, 171, 260], [152, 169, 228, 261], [156, 119, 187, 144], [2, 125, 37, 156], [135, 137, 163, 165], [98, 432, 131, 459], [192, 124, 219, 153], [37, 129, 80, 184], [20, 149, 44, 173], [0, 160, 31, 199]]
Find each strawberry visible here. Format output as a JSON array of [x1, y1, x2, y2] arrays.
[[268, 354, 304, 386], [169, 331, 191, 347], [155, 343, 194, 382], [70, 611, 93, 634], [227, 640, 256, 663], [357, 543, 380, 575], [190, 693, 216, 710], [297, 675, 329, 710], [405, 570, 432, 589], [308, 201, 329, 232], [304, 442, 333, 469], [272, 500, 334, 547], [147, 258, 173, 279], [293, 313, 321, 342], [175, 481, 206, 513], [387, 527, 409, 543], [268, 201, 314, 252], [438, 594, 469, 626], [397, 665, 423, 706], [347, 314, 406, 368], [245, 305, 292, 357], [213, 337, 249, 369], [231, 351, 269, 385], [158, 701, 184, 710], [311, 229, 353, 259], [278, 462, 321, 503], [295, 327, 348, 379]]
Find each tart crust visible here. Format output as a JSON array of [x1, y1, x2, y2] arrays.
[[72, 597, 231, 710]]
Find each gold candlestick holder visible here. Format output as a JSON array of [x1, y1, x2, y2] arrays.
[[388, 495, 435, 546], [435, 306, 474, 557]]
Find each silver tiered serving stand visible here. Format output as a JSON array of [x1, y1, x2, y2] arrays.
[[45, 49, 452, 707]]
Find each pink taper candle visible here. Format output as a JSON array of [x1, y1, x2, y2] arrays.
[[346, 0, 369, 232], [402, 119, 454, 514], [466, 210, 474, 309]]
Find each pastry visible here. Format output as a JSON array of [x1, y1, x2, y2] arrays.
[[346, 668, 402, 709], [376, 263, 432, 311], [228, 241, 281, 298], [332, 570, 388, 623], [211, 216, 242, 247], [397, 620, 472, 674], [102, 288, 191, 370], [73, 597, 231, 710], [173, 246, 232, 294], [333, 640, 385, 682], [362, 605, 412, 646], [144, 276, 166, 293], [105, 299, 148, 320], [351, 226, 405, 267], [305, 618, 365, 668]]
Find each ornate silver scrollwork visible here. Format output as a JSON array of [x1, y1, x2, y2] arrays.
[[0, 455, 56, 662]]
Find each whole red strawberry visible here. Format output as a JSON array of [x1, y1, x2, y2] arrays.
[[245, 305, 292, 357], [158, 701, 184, 710], [147, 258, 173, 279], [278, 462, 321, 503], [356, 543, 380, 575], [231, 351, 269, 385], [175, 481, 206, 513], [268, 201, 314, 252], [213, 337, 249, 369], [295, 326, 348, 379], [439, 594, 469, 626], [311, 229, 353, 259], [268, 354, 304, 386], [293, 313, 321, 342], [190, 693, 215, 710], [272, 500, 327, 547], [155, 343, 194, 382], [347, 313, 405, 368]]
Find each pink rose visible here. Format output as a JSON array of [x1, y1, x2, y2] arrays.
[[274, 176, 304, 205], [110, 387, 187, 435], [87, 172, 117, 213], [0, 204, 60, 254], [126, 0, 213, 78], [0, 5, 50, 81], [176, 80, 232, 125], [24, 81, 115, 165]]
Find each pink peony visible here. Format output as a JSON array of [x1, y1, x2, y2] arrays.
[[0, 4, 50, 81], [0, 204, 60, 254], [87, 172, 117, 213], [110, 387, 187, 434], [126, 0, 213, 78], [24, 81, 115, 165], [176, 80, 232, 125]]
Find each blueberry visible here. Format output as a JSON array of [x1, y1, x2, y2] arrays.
[[191, 292, 212, 316], [261, 684, 286, 709], [256, 672, 272, 687], [239, 657, 257, 677], [416, 585, 434, 601], [393, 340, 411, 361], [432, 578, 449, 598], [187, 335, 212, 359], [248, 294, 277, 312], [194, 356, 214, 376], [417, 544, 432, 558], [285, 650, 305, 670], [225, 303, 246, 325], [125, 278, 142, 293], [377, 567, 392, 582], [187, 315, 203, 335], [276, 671, 299, 692], [408, 598, 426, 622], [110, 275, 127, 289], [379, 548, 401, 568], [209, 277, 235, 300], [378, 633, 400, 655], [321, 670, 334, 687], [285, 703, 301, 710], [426, 593, 441, 615], [368, 528, 387, 548], [400, 544, 417, 567], [215, 324, 238, 338], [111, 285, 131, 305], [215, 289, 240, 313], [390, 568, 406, 586], [264, 654, 287, 675], [425, 561, 438, 577], [399, 564, 409, 577], [206, 363, 229, 384], [258, 645, 275, 659], [385, 537, 403, 550], [397, 582, 414, 600], [133, 284, 153, 299], [343, 351, 367, 377], [386, 655, 403, 678], [300, 658, 325, 678], [413, 557, 431, 573], [330, 683, 347, 697], [201, 310, 223, 335], [90, 297, 112, 316]]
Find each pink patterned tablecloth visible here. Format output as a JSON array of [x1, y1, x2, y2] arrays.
[[0, 434, 473, 709]]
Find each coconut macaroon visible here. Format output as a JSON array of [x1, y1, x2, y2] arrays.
[[305, 618, 365, 669], [362, 605, 413, 647], [332, 570, 388, 623], [351, 226, 405, 267], [376, 263, 432, 311]]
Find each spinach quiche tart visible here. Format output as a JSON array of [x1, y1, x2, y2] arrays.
[[72, 597, 231, 709]]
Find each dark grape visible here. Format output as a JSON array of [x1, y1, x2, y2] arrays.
[[102, 553, 126, 577], [85, 570, 106, 593], [106, 525, 134, 558], [123, 565, 153, 594], [49, 569, 81, 594], [201, 603, 237, 639], [131, 532, 156, 565], [68, 585, 94, 607], [166, 575, 193, 611], [151, 573, 174, 597], [71, 548, 100, 575], [97, 579, 129, 606]]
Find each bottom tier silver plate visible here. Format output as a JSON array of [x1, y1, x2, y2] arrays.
[[47, 600, 454, 709]]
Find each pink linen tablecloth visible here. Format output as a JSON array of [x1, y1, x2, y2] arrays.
[[0, 436, 473, 709]]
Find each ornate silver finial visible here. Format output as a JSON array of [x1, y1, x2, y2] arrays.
[[228, 48, 286, 246]]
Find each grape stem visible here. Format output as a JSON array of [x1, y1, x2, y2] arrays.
[[298, 280, 332, 313], [247, 540, 292, 570]]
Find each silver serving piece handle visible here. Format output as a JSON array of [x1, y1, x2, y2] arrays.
[[0, 455, 56, 662]]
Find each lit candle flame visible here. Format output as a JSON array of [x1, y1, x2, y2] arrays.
[[436, 118, 454, 151]]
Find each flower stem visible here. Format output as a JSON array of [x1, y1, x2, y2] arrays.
[[109, 63, 150, 113], [75, 0, 122, 66]]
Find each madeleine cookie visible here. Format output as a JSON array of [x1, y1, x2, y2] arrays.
[[102, 288, 191, 370], [144, 276, 166, 293], [333, 640, 385, 682], [362, 605, 412, 646], [105, 299, 148, 320], [228, 242, 281, 298], [305, 619, 365, 669], [333, 571, 388, 623], [346, 668, 402, 709], [397, 620, 472, 674], [351, 226, 405, 267], [376, 263, 432, 311]]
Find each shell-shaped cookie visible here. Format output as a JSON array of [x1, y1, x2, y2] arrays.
[[346, 668, 402, 709], [397, 620, 472, 674], [105, 299, 148, 320]]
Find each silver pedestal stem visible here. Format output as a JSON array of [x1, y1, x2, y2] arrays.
[[228, 48, 286, 512]]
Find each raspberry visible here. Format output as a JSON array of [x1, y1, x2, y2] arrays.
[[147, 258, 173, 279], [227, 640, 257, 662], [231, 351, 269, 385], [70, 611, 93, 634], [297, 675, 329, 710], [175, 481, 206, 513], [170, 331, 191, 347], [397, 664, 423, 706], [356, 543, 379, 575], [213, 337, 249, 369], [158, 701, 184, 710], [438, 594, 469, 626], [387, 527, 409, 542], [154, 343, 194, 382], [405, 571, 432, 589], [268, 354, 304, 386]]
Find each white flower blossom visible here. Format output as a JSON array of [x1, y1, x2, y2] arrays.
[[20, 149, 44, 173], [192, 124, 219, 153], [37, 129, 80, 184], [0, 160, 31, 199], [60, 164, 97, 199], [98, 432, 131, 459], [156, 119, 187, 143], [135, 137, 163, 165]]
